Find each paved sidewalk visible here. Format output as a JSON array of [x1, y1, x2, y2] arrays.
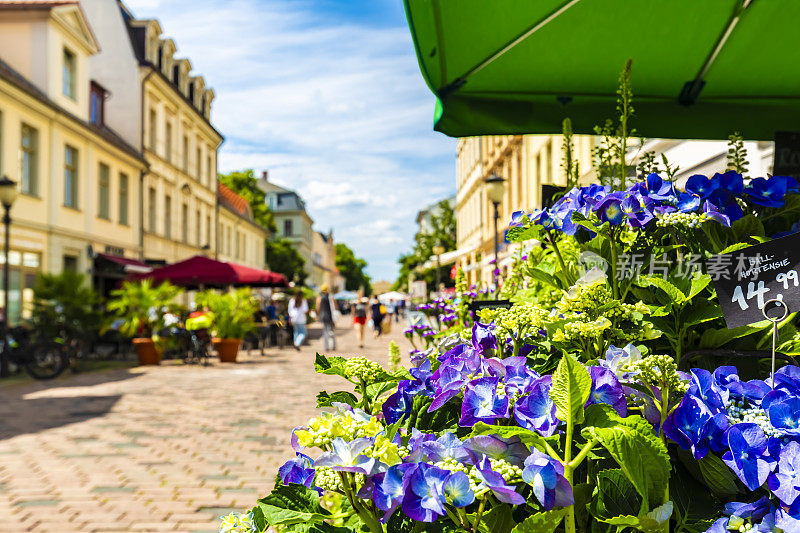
[[0, 316, 409, 532]]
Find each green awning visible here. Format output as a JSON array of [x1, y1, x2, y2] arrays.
[[404, 0, 800, 140]]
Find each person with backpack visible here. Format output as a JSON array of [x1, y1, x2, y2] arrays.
[[351, 297, 368, 349], [315, 285, 336, 351]]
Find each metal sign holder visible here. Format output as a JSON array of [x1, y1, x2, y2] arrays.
[[763, 297, 789, 388]]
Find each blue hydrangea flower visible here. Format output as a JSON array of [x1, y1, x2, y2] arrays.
[[471, 322, 498, 355], [593, 192, 627, 225], [463, 434, 529, 468], [278, 452, 315, 489], [767, 397, 800, 435], [722, 423, 777, 490], [418, 432, 473, 465], [685, 174, 720, 199], [442, 471, 475, 507], [514, 375, 559, 437], [522, 449, 574, 510], [688, 369, 728, 415], [716, 170, 744, 195], [767, 440, 800, 511], [663, 395, 711, 459], [401, 463, 473, 522], [373, 463, 413, 522], [460, 376, 509, 426], [645, 173, 673, 201], [706, 189, 744, 223], [586, 366, 627, 417], [746, 176, 790, 208], [676, 192, 701, 212]]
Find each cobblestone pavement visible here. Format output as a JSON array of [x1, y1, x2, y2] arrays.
[[0, 316, 409, 532]]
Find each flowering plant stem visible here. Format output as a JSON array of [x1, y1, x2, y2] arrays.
[[339, 472, 383, 533], [563, 412, 577, 533], [545, 231, 575, 287], [471, 497, 486, 533]]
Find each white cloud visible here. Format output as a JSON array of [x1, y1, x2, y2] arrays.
[[125, 0, 455, 281]]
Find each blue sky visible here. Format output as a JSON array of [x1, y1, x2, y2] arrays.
[[125, 0, 456, 282]]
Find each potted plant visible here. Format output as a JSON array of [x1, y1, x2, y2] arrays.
[[196, 288, 257, 363], [108, 279, 183, 365]]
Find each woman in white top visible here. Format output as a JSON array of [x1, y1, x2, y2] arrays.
[[287, 290, 308, 350]]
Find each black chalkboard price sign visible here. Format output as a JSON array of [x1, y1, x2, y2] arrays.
[[711, 232, 800, 328]]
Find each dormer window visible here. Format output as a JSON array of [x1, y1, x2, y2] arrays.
[[62, 48, 76, 100], [89, 82, 105, 126]]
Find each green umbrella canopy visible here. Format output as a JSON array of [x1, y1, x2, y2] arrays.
[[404, 0, 800, 140]]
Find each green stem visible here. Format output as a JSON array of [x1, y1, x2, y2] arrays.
[[546, 231, 575, 286], [562, 417, 576, 533], [568, 438, 598, 469], [608, 230, 620, 300], [339, 473, 383, 533], [471, 497, 486, 533]]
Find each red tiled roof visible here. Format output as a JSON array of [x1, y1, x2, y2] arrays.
[[0, 1, 77, 8], [218, 183, 250, 218]]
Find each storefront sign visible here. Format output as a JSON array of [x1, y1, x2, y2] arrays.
[[774, 131, 800, 178], [711, 232, 800, 328]]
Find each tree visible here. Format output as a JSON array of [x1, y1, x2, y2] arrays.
[[394, 199, 457, 291], [218, 169, 276, 233], [265, 238, 307, 285], [335, 243, 372, 296]]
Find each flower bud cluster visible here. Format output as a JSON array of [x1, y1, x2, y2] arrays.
[[219, 511, 257, 533], [434, 456, 470, 474], [629, 354, 687, 393], [557, 283, 613, 316], [388, 342, 401, 372], [655, 212, 706, 228], [314, 467, 344, 492], [552, 317, 612, 343], [489, 458, 523, 481], [294, 411, 382, 448], [726, 400, 788, 440], [725, 516, 753, 532], [344, 357, 384, 384], [364, 434, 402, 466]]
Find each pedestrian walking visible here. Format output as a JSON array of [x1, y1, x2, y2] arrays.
[[386, 300, 396, 324], [370, 296, 384, 338], [352, 297, 368, 348], [316, 284, 336, 351], [287, 290, 308, 351]]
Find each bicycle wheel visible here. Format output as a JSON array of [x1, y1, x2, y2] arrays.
[[24, 342, 68, 380]]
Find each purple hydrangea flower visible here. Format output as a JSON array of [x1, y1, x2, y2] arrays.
[[278, 452, 315, 489], [463, 434, 529, 468], [474, 456, 525, 505], [472, 322, 498, 355], [522, 449, 574, 510], [514, 375, 559, 436], [768, 441, 800, 510], [313, 437, 380, 476], [663, 395, 711, 459], [587, 366, 627, 417], [593, 192, 627, 225], [460, 376, 509, 426]]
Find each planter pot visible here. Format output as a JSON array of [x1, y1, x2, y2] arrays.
[[132, 338, 161, 365], [213, 338, 241, 363]]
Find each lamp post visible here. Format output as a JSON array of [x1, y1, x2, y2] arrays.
[[484, 174, 506, 285], [0, 176, 18, 378], [432, 244, 445, 295]]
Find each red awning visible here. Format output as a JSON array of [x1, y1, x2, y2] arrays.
[[130, 255, 288, 288], [95, 253, 152, 274]]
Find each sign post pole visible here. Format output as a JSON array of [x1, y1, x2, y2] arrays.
[[762, 298, 788, 388]]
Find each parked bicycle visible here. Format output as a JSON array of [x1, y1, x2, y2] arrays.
[[4, 326, 68, 380]]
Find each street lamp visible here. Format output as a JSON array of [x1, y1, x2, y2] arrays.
[[432, 244, 445, 294], [0, 176, 18, 378], [484, 174, 506, 285]]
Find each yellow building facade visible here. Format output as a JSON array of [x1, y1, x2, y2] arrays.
[[216, 183, 268, 269], [311, 230, 342, 292], [126, 17, 223, 266], [0, 2, 146, 320], [455, 135, 595, 286]]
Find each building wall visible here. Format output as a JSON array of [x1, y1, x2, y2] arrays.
[[0, 67, 144, 323], [454, 134, 594, 286], [217, 206, 267, 269]]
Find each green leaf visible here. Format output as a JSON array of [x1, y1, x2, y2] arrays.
[[683, 305, 723, 327], [316, 390, 358, 408], [699, 323, 769, 348], [591, 469, 641, 519], [524, 268, 560, 290], [314, 353, 349, 379], [717, 242, 751, 255], [510, 509, 567, 533], [257, 484, 331, 526], [506, 223, 543, 243], [469, 505, 515, 533], [671, 460, 722, 523], [582, 405, 671, 512], [549, 353, 592, 424], [696, 452, 742, 499], [469, 422, 560, 455], [637, 276, 686, 304], [731, 214, 765, 241], [687, 274, 712, 300]]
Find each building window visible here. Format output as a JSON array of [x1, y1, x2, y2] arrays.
[[63, 255, 78, 272], [181, 203, 188, 243], [148, 187, 157, 232], [165, 121, 172, 163], [235, 230, 240, 258], [64, 145, 78, 208], [164, 196, 172, 238], [119, 173, 129, 225], [149, 108, 157, 151], [195, 209, 202, 246], [90, 82, 104, 125], [206, 214, 211, 247], [20, 124, 38, 196], [98, 163, 110, 219], [207, 154, 213, 185], [182, 135, 188, 171], [195, 147, 201, 181], [284, 219, 293, 237], [62, 48, 76, 100]]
